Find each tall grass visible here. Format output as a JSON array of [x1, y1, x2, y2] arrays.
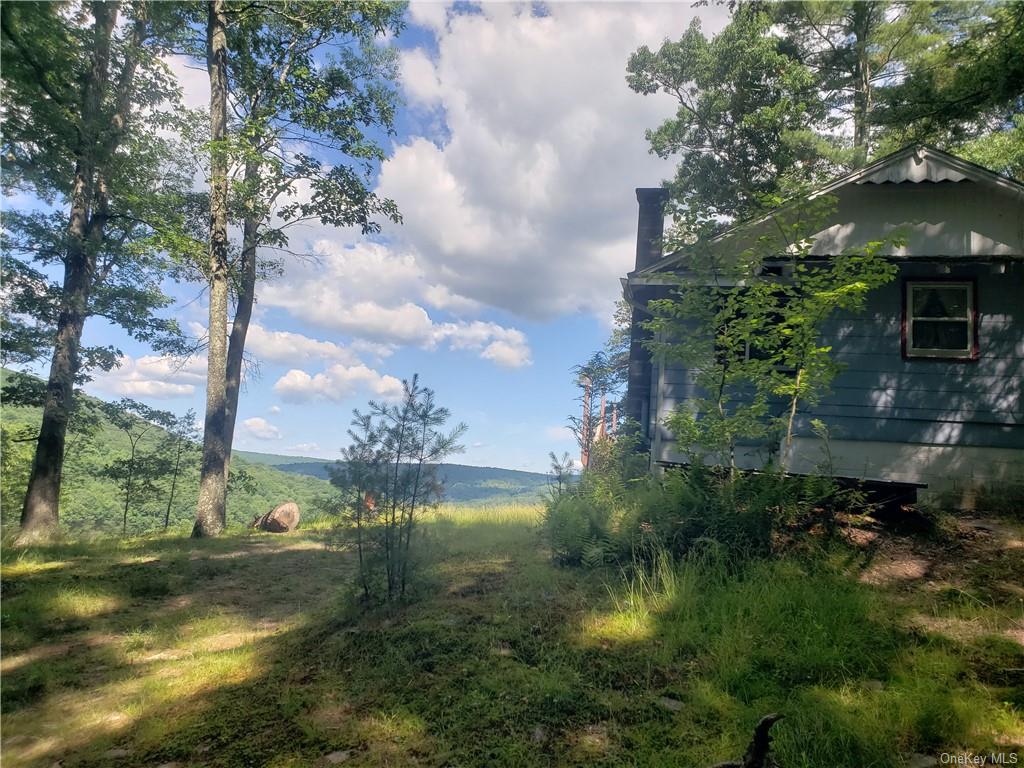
[[604, 546, 1018, 766]]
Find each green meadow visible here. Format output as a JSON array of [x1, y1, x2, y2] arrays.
[[1, 505, 1021, 767]]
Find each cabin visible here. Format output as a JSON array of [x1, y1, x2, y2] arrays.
[[622, 145, 1024, 504]]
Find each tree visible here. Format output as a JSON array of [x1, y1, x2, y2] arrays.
[[100, 399, 177, 536], [192, 0, 405, 536], [547, 451, 576, 500], [157, 410, 200, 530], [772, 1, 946, 165], [646, 198, 901, 470], [626, 6, 830, 227], [873, 1, 1024, 156], [330, 376, 466, 601], [627, 2, 1020, 235], [193, 0, 232, 537], [566, 300, 632, 466], [1, 1, 193, 543]]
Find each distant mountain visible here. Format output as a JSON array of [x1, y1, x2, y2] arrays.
[[233, 450, 551, 504]]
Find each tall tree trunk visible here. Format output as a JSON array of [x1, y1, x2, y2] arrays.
[[193, 0, 231, 537], [851, 2, 876, 165], [220, 157, 261, 491], [17, 3, 118, 545]]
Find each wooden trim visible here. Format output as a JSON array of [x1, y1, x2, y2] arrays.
[[901, 277, 979, 361]]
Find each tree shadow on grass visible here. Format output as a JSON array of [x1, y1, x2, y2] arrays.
[[4, 520, 612, 767], [7, 522, 1017, 768]]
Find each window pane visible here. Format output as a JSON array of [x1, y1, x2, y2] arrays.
[[912, 320, 969, 351], [911, 286, 969, 319]]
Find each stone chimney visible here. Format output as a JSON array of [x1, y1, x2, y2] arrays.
[[623, 187, 668, 445]]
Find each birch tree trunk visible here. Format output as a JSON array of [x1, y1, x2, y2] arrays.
[[193, 0, 231, 537]]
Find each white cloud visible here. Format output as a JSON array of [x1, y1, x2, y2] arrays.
[[242, 417, 282, 440], [163, 55, 209, 110], [273, 364, 404, 404], [260, 243, 532, 367], [430, 321, 532, 368], [423, 283, 481, 315], [269, 405, 281, 414], [400, 47, 443, 106], [408, 1, 450, 32], [351, 339, 396, 359], [544, 425, 575, 442], [377, 3, 730, 320], [246, 323, 359, 365], [90, 354, 206, 399], [287, 442, 321, 454], [481, 340, 531, 368]]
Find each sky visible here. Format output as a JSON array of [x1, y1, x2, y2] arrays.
[[29, 2, 731, 473]]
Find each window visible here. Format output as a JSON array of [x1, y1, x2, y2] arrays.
[[904, 281, 977, 360]]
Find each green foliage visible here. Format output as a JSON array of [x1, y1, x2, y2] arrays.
[[646, 197, 902, 466], [626, 6, 831, 224], [0, 371, 332, 536], [956, 113, 1024, 181], [0, 2, 196, 374], [328, 375, 467, 601], [629, 2, 1022, 234], [542, 433, 646, 566], [546, 451, 576, 501], [544, 427, 867, 568], [873, 1, 1024, 157]]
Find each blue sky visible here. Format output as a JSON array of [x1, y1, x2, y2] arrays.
[[18, 2, 729, 473]]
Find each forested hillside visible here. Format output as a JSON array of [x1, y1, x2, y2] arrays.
[[1, 371, 334, 536], [234, 450, 551, 503]]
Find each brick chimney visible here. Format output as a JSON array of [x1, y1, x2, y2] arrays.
[[623, 187, 668, 444]]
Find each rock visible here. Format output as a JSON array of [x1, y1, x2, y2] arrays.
[[656, 696, 684, 712], [250, 501, 300, 533], [103, 748, 131, 759], [863, 679, 885, 691], [907, 755, 937, 768], [325, 750, 351, 764], [531, 726, 548, 744]]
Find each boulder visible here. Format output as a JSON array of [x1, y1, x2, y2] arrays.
[[251, 501, 300, 533]]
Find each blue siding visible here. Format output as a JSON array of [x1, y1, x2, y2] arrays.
[[655, 261, 1024, 456]]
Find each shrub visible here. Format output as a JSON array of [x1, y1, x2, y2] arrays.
[[543, 437, 861, 567], [326, 375, 467, 602]]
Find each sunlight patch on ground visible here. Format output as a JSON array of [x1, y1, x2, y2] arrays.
[[355, 710, 434, 764], [0, 558, 71, 577], [578, 609, 657, 646], [47, 586, 122, 619], [1, 642, 269, 766]]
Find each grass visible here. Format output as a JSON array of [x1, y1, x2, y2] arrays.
[[1, 504, 1021, 767]]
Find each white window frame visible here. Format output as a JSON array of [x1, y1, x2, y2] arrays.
[[905, 281, 975, 360]]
